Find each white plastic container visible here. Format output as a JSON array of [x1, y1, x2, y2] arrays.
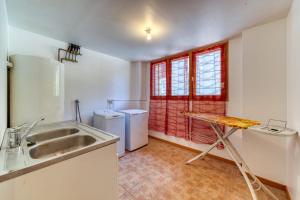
[[93, 109, 125, 156]]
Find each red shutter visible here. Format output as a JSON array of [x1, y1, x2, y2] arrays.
[[148, 99, 167, 133], [191, 101, 226, 147], [149, 42, 228, 148], [149, 61, 167, 132]]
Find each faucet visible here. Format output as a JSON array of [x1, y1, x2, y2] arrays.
[[21, 117, 45, 143], [7, 117, 45, 149]]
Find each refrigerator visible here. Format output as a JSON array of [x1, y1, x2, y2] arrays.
[[119, 109, 148, 151]]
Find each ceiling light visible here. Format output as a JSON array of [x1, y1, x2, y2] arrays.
[[145, 27, 152, 41]]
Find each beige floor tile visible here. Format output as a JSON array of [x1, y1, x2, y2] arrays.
[[118, 138, 288, 200], [119, 191, 135, 200]]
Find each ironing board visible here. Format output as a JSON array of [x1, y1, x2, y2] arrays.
[[184, 112, 279, 200]]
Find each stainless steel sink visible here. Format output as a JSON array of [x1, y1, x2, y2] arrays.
[[29, 135, 96, 159], [27, 128, 79, 143]]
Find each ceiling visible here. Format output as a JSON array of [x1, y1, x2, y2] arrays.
[[7, 0, 292, 61]]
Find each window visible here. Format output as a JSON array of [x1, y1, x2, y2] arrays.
[[195, 48, 221, 95], [171, 56, 189, 96], [151, 61, 167, 98], [149, 43, 227, 147], [150, 43, 227, 101], [192, 45, 227, 101]]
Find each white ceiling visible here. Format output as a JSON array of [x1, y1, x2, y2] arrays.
[[7, 0, 292, 61]]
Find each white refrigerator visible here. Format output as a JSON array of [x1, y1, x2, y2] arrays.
[[119, 109, 148, 151]]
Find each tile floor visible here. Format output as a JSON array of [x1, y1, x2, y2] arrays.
[[118, 138, 288, 200]]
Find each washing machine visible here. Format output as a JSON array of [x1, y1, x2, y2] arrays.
[[119, 109, 148, 151], [93, 109, 125, 157]]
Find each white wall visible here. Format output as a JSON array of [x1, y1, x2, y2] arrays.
[[122, 61, 148, 110], [242, 19, 287, 184], [227, 36, 244, 154], [8, 27, 145, 125], [150, 19, 288, 184], [286, 0, 300, 199], [242, 19, 287, 122], [0, 0, 8, 143]]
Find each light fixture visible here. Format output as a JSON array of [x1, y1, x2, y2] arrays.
[[145, 27, 152, 41]]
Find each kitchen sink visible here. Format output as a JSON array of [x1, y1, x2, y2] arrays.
[[29, 135, 96, 159], [27, 128, 79, 143]]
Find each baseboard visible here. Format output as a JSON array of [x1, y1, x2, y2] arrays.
[[149, 135, 288, 193]]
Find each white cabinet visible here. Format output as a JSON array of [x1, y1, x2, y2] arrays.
[[119, 109, 148, 151], [0, 144, 118, 200]]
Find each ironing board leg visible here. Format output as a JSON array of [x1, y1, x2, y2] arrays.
[[185, 127, 237, 164], [186, 140, 220, 164], [212, 124, 279, 200], [213, 125, 279, 200], [210, 123, 258, 200]]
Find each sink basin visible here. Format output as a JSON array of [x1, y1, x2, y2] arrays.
[[29, 135, 96, 159], [27, 128, 79, 143]]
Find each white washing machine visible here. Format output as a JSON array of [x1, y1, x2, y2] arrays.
[[93, 109, 125, 157], [119, 109, 148, 151]]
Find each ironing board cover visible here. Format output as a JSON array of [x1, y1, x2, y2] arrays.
[[183, 112, 260, 129]]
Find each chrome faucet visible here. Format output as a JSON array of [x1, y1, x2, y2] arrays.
[[8, 117, 45, 148], [21, 117, 45, 142]]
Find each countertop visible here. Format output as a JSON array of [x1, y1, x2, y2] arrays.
[[0, 121, 119, 182]]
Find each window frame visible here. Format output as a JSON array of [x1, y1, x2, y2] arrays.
[[168, 54, 190, 100], [192, 44, 227, 101], [150, 42, 228, 101], [150, 60, 167, 100]]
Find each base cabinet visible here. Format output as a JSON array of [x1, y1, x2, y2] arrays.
[[0, 144, 118, 200]]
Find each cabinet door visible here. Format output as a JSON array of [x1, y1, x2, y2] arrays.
[[13, 145, 118, 200], [129, 113, 148, 150]]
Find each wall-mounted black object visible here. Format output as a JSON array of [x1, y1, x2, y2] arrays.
[[75, 99, 82, 123], [58, 43, 82, 63]]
